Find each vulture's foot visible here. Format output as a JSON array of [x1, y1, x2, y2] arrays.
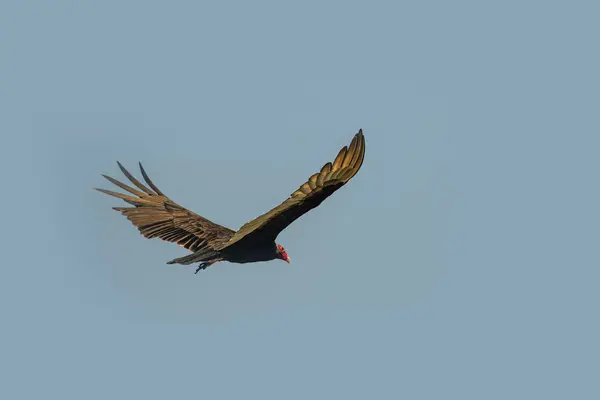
[[195, 262, 211, 274]]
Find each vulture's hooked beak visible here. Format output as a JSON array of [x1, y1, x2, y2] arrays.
[[285, 255, 291, 263]]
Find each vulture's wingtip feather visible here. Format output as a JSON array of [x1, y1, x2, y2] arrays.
[[115, 161, 155, 195], [138, 161, 165, 196]]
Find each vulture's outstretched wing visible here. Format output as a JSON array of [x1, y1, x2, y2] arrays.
[[220, 129, 365, 249], [96, 162, 235, 252]]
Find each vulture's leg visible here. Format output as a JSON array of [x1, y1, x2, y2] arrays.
[[194, 258, 223, 274], [195, 262, 211, 274]]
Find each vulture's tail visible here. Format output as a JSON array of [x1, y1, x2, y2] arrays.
[[167, 248, 220, 265]]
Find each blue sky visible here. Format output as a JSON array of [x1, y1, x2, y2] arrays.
[[1, 1, 599, 399]]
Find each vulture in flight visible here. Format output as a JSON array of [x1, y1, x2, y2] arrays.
[[96, 129, 365, 273]]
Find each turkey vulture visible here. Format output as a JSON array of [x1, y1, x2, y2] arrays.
[[96, 129, 365, 273]]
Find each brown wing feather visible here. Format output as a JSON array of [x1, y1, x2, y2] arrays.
[[219, 129, 365, 249], [96, 162, 235, 252]]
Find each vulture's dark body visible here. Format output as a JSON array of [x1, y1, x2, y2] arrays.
[[169, 240, 278, 265], [222, 241, 280, 264], [96, 130, 365, 272]]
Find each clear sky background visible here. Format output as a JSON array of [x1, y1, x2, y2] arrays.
[[1, 1, 598, 399]]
